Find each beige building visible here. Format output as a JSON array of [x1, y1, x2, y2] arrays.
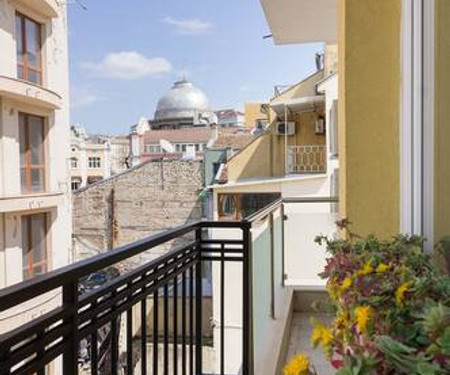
[[244, 101, 269, 129], [70, 126, 131, 190], [0, 0, 71, 347]]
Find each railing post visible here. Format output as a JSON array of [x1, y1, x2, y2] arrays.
[[63, 281, 79, 375], [242, 222, 253, 375], [195, 227, 203, 375]]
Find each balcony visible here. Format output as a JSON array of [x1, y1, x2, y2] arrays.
[[0, 75, 62, 110], [0, 192, 65, 213], [0, 198, 337, 375], [15, 0, 59, 18]]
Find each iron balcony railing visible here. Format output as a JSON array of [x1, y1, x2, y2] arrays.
[[0, 221, 253, 375]]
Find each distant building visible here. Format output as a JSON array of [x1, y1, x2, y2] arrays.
[[130, 79, 217, 165], [70, 126, 131, 191], [109, 135, 131, 175], [215, 109, 245, 128], [150, 79, 216, 130], [244, 101, 269, 130], [70, 126, 111, 190]]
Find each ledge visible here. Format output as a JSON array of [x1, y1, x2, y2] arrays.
[[0, 192, 65, 213], [0, 75, 62, 110], [15, 0, 59, 18]]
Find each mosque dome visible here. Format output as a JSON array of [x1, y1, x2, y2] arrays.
[[154, 79, 211, 121]]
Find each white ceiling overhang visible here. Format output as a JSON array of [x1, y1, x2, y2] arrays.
[[260, 0, 337, 44], [271, 95, 325, 115]]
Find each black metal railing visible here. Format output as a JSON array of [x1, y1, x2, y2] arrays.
[[0, 221, 252, 375]]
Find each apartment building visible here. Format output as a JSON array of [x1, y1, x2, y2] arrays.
[[0, 0, 71, 337]]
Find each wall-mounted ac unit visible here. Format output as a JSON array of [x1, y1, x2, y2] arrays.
[[275, 122, 295, 136]]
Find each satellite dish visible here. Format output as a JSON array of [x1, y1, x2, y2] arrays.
[[160, 139, 175, 153]]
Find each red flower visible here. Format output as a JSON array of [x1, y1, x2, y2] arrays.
[[331, 360, 344, 369]]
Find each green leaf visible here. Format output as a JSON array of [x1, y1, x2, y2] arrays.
[[417, 362, 442, 375]]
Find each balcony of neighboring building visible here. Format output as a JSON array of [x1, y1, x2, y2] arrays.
[[15, 0, 60, 18], [0, 75, 62, 110]]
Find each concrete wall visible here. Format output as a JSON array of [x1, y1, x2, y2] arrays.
[[72, 160, 204, 263], [434, 0, 450, 242], [338, 0, 401, 237]]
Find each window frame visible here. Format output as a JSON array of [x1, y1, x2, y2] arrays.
[[22, 213, 48, 280], [16, 12, 43, 85], [19, 112, 47, 194], [88, 156, 101, 169]]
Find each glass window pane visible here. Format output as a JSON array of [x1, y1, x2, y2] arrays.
[[17, 65, 24, 80], [16, 15, 23, 64], [30, 169, 44, 191], [25, 18, 40, 69], [27, 69, 40, 84], [29, 116, 44, 165], [31, 214, 45, 265], [19, 114, 26, 168]]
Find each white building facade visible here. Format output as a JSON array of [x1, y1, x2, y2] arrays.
[[70, 125, 111, 190], [0, 0, 71, 344]]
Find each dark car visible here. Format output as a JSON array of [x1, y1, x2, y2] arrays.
[[78, 267, 120, 295]]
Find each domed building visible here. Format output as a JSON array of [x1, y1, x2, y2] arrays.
[[151, 79, 216, 129]]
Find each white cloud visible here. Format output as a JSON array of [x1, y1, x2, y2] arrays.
[[82, 52, 172, 80], [162, 17, 213, 35], [71, 87, 104, 108]]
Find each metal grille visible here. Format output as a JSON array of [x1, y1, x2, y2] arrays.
[[287, 145, 327, 174]]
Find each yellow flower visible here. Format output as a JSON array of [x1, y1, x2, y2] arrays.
[[376, 263, 389, 273], [395, 281, 412, 306], [283, 354, 310, 375], [355, 306, 372, 333], [335, 310, 350, 327], [358, 261, 374, 276], [311, 322, 333, 349], [339, 277, 353, 293]]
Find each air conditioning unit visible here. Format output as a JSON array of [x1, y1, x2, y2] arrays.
[[275, 122, 295, 136]]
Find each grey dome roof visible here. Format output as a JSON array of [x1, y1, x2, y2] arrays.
[[154, 80, 210, 120]]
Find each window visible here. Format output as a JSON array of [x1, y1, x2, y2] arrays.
[[22, 213, 47, 280], [71, 179, 80, 191], [16, 12, 42, 85], [19, 113, 46, 193], [181, 144, 187, 152], [71, 158, 78, 168], [195, 144, 200, 152], [88, 157, 101, 168]]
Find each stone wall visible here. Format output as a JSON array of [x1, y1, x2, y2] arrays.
[[72, 159, 204, 265]]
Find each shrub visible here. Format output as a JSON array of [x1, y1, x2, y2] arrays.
[[310, 233, 450, 375]]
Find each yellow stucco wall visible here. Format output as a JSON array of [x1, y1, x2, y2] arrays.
[[227, 109, 326, 182], [338, 0, 401, 237], [227, 133, 272, 181], [434, 0, 450, 241], [244, 102, 269, 128]]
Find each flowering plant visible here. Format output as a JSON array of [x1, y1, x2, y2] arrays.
[[311, 226, 450, 375]]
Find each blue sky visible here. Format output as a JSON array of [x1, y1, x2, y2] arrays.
[[68, 0, 323, 134]]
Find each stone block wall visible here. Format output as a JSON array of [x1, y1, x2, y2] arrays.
[[72, 159, 204, 265]]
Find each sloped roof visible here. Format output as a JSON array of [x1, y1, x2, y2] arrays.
[[142, 128, 213, 144], [212, 131, 255, 150]]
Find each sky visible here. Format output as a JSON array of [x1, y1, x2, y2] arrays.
[[68, 0, 323, 134]]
